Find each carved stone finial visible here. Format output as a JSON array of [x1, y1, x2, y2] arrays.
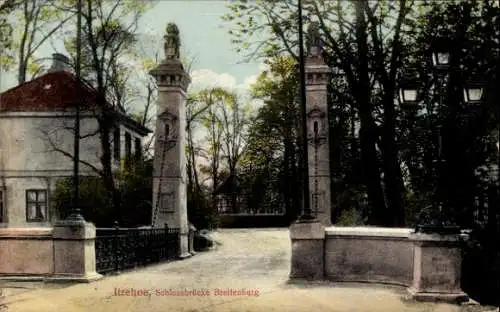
[[306, 22, 321, 56], [164, 23, 180, 60]]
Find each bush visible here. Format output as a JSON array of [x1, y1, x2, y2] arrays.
[[336, 207, 363, 226], [53, 177, 113, 226], [461, 226, 500, 305], [187, 186, 219, 230], [53, 158, 153, 227], [194, 231, 215, 251]]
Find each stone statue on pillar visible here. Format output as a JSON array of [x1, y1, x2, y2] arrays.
[[306, 22, 321, 57], [165, 23, 180, 60], [149, 22, 192, 258], [305, 21, 331, 226]]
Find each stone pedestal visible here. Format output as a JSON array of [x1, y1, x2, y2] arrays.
[[179, 229, 191, 259], [407, 232, 468, 303], [289, 220, 325, 280], [47, 220, 102, 282], [188, 224, 196, 255]]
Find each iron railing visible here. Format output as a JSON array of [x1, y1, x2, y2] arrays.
[[95, 224, 180, 274]]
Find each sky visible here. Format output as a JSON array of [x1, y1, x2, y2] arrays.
[[0, 1, 264, 96]]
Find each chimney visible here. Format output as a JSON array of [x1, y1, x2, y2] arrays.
[[48, 53, 70, 72]]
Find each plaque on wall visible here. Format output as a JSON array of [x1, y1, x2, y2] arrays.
[[160, 192, 175, 213], [311, 191, 325, 213]]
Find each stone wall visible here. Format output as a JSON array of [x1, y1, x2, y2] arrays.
[[218, 215, 289, 228], [324, 227, 414, 286], [0, 223, 101, 282], [291, 224, 469, 303], [0, 228, 54, 275]]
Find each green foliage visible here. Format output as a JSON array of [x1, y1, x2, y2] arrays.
[[188, 186, 219, 230], [225, 0, 500, 226], [7, 0, 76, 83], [53, 176, 111, 226], [224, 0, 500, 302], [461, 226, 500, 306], [336, 207, 362, 227], [53, 158, 153, 227], [238, 55, 301, 221], [0, 0, 21, 70]]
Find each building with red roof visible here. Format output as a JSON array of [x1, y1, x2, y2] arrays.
[[0, 54, 151, 227]]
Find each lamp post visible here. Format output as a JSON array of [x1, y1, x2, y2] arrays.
[[67, 0, 84, 221], [463, 76, 486, 112], [398, 40, 486, 234], [296, 0, 314, 221]]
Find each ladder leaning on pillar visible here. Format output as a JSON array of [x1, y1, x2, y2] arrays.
[[152, 141, 168, 227]]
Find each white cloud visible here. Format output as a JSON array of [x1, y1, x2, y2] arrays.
[[189, 69, 237, 92], [242, 74, 258, 90], [188, 68, 264, 110], [189, 67, 268, 94]]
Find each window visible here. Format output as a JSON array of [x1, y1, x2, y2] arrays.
[[0, 190, 4, 223], [113, 127, 120, 160], [124, 132, 132, 159], [134, 137, 141, 158], [26, 190, 48, 222], [164, 124, 170, 139]]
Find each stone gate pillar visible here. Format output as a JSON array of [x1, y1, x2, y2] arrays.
[[149, 23, 191, 258], [305, 22, 332, 226]]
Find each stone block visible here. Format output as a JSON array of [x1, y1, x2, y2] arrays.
[[49, 220, 102, 283], [0, 228, 53, 275], [289, 221, 325, 280], [289, 221, 325, 240], [324, 227, 413, 285], [407, 232, 468, 303], [188, 224, 196, 255], [179, 231, 191, 259]]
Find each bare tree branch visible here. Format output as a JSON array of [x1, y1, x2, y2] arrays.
[[39, 127, 101, 174]]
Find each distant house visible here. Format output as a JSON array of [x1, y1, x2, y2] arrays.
[[215, 174, 248, 214], [0, 54, 151, 227], [215, 173, 288, 228]]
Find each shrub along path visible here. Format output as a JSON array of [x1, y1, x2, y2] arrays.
[[3, 228, 496, 312]]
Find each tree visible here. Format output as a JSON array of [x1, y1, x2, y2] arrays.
[[6, 0, 75, 83], [54, 157, 153, 227], [224, 0, 420, 226], [186, 87, 252, 221], [0, 0, 22, 69], [43, 0, 151, 219], [245, 55, 302, 221]]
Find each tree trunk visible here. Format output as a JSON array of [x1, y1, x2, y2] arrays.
[[283, 135, 293, 220], [98, 107, 120, 222], [355, 0, 387, 225], [381, 90, 406, 227]]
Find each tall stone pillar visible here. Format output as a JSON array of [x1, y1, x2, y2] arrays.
[[150, 23, 191, 258], [305, 23, 332, 226], [289, 22, 329, 282]]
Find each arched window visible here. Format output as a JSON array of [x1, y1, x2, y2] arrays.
[[313, 121, 319, 136], [165, 124, 170, 139]]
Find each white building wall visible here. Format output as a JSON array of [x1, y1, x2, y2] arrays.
[[0, 112, 144, 227]]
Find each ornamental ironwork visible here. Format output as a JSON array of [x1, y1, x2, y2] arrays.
[[95, 225, 181, 274]]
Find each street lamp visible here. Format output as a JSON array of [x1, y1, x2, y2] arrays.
[[296, 0, 314, 222], [67, 0, 84, 221], [430, 39, 451, 71], [398, 43, 462, 234], [398, 68, 421, 110], [432, 51, 451, 69], [463, 76, 486, 105]]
